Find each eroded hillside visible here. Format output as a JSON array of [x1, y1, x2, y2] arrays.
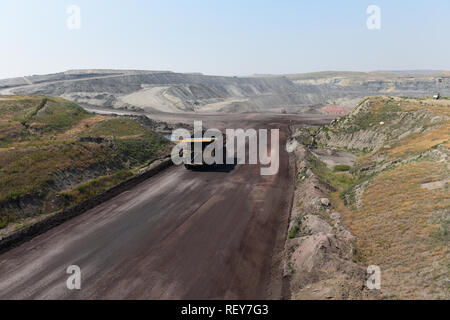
[[286, 96, 449, 299], [0, 95, 171, 237]]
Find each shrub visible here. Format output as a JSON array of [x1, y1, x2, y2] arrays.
[[59, 192, 74, 202], [0, 215, 14, 229], [334, 164, 351, 172], [288, 217, 302, 239], [288, 224, 300, 239], [5, 191, 21, 202], [77, 185, 88, 193]]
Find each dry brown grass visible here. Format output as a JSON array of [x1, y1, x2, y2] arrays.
[[397, 97, 450, 116], [344, 161, 449, 299], [322, 96, 450, 299], [384, 122, 450, 159]]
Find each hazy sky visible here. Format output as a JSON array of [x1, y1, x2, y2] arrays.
[[0, 0, 449, 78]]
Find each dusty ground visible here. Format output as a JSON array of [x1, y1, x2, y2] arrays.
[[0, 113, 332, 299]]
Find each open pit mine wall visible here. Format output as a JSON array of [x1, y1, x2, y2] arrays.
[[3, 71, 450, 113]]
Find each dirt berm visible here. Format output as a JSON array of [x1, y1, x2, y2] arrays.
[[283, 142, 373, 299], [0, 158, 172, 254]]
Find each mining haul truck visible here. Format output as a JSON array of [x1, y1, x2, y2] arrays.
[[180, 137, 226, 169]]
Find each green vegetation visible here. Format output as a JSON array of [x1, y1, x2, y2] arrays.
[[287, 262, 295, 276], [0, 215, 15, 229], [19, 98, 90, 133], [342, 101, 401, 134], [288, 224, 300, 239], [115, 132, 168, 165], [307, 152, 355, 190], [0, 142, 115, 203], [315, 96, 450, 299], [295, 127, 316, 146], [333, 164, 350, 172], [288, 217, 302, 239], [88, 118, 146, 137], [60, 170, 134, 206], [296, 167, 307, 184], [0, 96, 170, 231]]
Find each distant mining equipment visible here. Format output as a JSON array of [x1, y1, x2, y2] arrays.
[[433, 78, 443, 99]]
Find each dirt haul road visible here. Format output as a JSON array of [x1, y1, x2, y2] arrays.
[[0, 114, 331, 299]]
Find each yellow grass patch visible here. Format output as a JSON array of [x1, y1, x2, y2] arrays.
[[399, 99, 450, 116], [344, 161, 449, 299], [385, 122, 450, 159]]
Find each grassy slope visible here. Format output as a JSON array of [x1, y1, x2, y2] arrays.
[[0, 95, 170, 231], [307, 96, 449, 299]]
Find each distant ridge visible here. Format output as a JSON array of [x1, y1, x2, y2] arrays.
[[373, 70, 448, 74], [1, 69, 449, 114]]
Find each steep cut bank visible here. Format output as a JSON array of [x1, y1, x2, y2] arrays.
[[0, 95, 171, 239], [284, 96, 449, 299], [286, 71, 450, 107], [0, 70, 306, 114], [1, 70, 449, 114]]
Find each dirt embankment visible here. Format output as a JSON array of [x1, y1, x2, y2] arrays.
[[284, 96, 449, 299], [282, 141, 371, 299], [0, 158, 172, 253], [0, 96, 171, 236]]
